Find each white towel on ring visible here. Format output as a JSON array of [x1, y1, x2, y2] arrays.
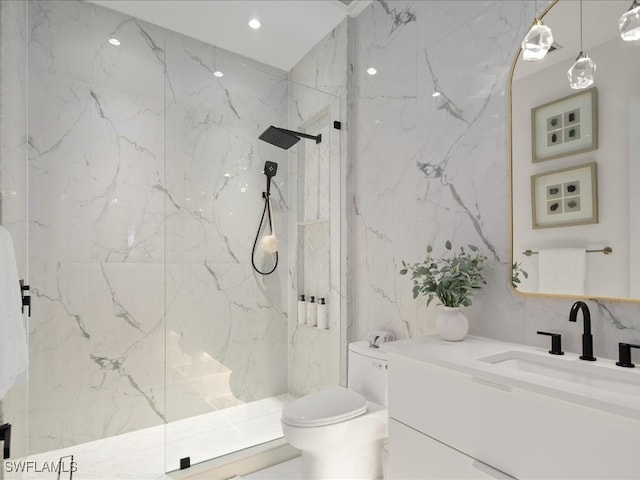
[[538, 248, 586, 296], [0, 225, 28, 400]]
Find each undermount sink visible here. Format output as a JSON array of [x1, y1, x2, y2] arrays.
[[479, 350, 640, 397]]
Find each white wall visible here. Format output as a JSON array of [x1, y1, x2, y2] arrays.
[[350, 0, 640, 359]]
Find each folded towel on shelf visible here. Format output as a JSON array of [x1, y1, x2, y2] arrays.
[[538, 248, 586, 296], [0, 225, 28, 400], [367, 330, 396, 348]]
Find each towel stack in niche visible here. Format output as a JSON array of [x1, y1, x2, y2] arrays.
[[367, 330, 396, 347], [538, 248, 586, 296]]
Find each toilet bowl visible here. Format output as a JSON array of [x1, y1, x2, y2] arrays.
[[281, 342, 388, 479]]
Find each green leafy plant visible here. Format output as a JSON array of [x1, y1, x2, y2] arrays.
[[400, 241, 487, 307], [512, 261, 529, 288]]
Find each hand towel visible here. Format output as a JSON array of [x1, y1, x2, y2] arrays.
[[0, 225, 28, 400], [538, 248, 586, 296], [367, 330, 396, 347]]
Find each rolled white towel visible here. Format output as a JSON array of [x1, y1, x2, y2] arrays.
[[367, 330, 396, 347]]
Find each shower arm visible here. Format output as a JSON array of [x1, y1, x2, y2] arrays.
[[274, 127, 322, 144]]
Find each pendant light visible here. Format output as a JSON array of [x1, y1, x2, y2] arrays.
[[567, 0, 596, 90], [619, 0, 640, 41], [521, 0, 553, 61]]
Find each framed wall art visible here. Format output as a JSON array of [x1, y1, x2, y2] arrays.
[[531, 162, 598, 229], [531, 87, 598, 163]]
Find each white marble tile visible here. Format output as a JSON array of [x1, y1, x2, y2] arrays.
[[13, 0, 295, 456], [287, 22, 347, 397], [351, 0, 640, 362], [28, 0, 94, 82]]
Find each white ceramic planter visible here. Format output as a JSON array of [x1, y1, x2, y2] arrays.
[[436, 307, 468, 341]]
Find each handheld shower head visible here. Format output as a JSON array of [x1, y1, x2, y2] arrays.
[[259, 126, 322, 150], [263, 161, 278, 195]]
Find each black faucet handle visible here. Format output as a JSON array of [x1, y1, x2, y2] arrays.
[[616, 343, 640, 368], [537, 331, 564, 355]]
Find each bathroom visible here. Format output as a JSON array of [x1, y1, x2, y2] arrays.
[[1, 0, 639, 479]]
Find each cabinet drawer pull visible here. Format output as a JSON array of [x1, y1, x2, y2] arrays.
[[471, 376, 512, 392], [472, 460, 517, 479]]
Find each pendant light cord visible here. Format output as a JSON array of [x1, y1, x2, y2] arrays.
[[580, 0, 583, 52]]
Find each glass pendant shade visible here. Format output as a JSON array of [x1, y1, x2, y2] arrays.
[[619, 1, 640, 41], [567, 52, 596, 90], [521, 21, 554, 61]]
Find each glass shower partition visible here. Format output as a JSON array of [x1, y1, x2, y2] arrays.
[[0, 0, 343, 476], [162, 28, 342, 471], [25, 1, 169, 474]]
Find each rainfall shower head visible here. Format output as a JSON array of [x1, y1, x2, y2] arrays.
[[259, 126, 322, 150]]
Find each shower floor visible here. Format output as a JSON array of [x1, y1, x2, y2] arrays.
[[4, 394, 291, 480]]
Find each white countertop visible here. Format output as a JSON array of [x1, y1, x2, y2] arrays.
[[383, 335, 640, 421]]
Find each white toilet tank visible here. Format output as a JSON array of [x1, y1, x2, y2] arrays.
[[347, 341, 388, 407]]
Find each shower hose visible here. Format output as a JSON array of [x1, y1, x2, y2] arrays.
[[251, 192, 278, 275]]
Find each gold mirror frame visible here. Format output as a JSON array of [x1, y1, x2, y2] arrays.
[[508, 0, 640, 303]]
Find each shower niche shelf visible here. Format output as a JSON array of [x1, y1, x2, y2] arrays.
[[297, 218, 329, 227], [297, 323, 330, 332]]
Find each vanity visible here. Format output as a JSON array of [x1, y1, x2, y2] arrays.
[[385, 335, 640, 479]]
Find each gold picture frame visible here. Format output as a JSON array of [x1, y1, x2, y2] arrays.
[[531, 87, 598, 163], [531, 162, 598, 229]]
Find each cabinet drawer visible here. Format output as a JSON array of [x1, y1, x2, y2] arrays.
[[389, 419, 516, 479], [388, 353, 640, 479]]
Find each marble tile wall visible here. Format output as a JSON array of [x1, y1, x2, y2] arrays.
[[287, 20, 348, 396], [351, 0, 640, 358], [163, 29, 291, 418], [7, 0, 291, 456]]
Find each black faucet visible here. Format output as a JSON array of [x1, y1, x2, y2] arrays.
[[569, 301, 596, 361]]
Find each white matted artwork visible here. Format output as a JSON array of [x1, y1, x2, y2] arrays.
[[531, 87, 597, 162], [531, 162, 598, 229]]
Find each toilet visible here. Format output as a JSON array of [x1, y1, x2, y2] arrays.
[[281, 341, 388, 479]]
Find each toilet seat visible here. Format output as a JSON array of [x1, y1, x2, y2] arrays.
[[282, 386, 367, 427]]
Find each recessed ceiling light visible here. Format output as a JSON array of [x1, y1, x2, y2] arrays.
[[108, 38, 121, 46], [432, 91, 441, 97], [366, 67, 377, 75], [248, 18, 261, 29], [214, 71, 223, 77]]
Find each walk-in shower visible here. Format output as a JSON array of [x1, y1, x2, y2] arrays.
[[0, 0, 343, 476]]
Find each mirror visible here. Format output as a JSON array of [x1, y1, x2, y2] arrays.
[[510, 0, 640, 300]]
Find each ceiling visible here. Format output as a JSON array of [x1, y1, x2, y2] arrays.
[[88, 0, 371, 71]]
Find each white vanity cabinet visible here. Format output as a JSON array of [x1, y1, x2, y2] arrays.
[[389, 419, 514, 479], [386, 337, 640, 480]]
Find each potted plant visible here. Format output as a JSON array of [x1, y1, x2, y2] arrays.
[[400, 240, 487, 341]]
